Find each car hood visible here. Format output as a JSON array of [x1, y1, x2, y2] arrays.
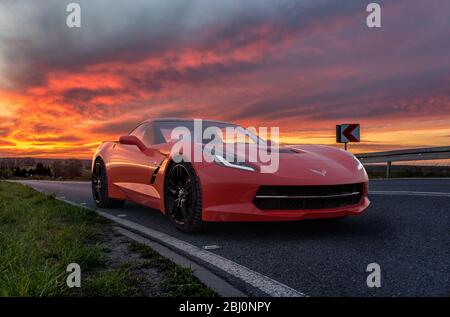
[[237, 144, 364, 182], [157, 141, 365, 182]]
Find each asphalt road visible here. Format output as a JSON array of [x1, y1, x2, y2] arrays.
[[17, 178, 450, 297]]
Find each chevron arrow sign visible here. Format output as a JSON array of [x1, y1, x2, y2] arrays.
[[336, 124, 360, 143]]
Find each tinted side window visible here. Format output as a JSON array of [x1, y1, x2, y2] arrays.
[[142, 123, 155, 147], [130, 124, 146, 141]]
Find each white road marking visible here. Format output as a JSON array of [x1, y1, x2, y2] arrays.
[[116, 227, 246, 297], [117, 214, 127, 217], [203, 245, 221, 250], [48, 194, 304, 297], [94, 209, 305, 297], [370, 191, 450, 197]]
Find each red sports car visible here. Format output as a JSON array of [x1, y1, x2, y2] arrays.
[[92, 118, 370, 232]]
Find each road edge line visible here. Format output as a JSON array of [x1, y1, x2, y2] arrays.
[[57, 198, 305, 297], [114, 226, 246, 297], [54, 198, 245, 297], [94, 207, 305, 297], [13, 181, 306, 297]]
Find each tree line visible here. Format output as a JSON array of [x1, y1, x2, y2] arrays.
[[0, 159, 85, 179]]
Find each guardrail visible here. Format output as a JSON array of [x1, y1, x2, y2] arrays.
[[355, 146, 450, 178]]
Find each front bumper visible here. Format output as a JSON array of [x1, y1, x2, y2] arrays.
[[196, 164, 370, 222]]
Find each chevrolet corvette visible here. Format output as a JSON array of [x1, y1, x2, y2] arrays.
[[92, 118, 370, 232]]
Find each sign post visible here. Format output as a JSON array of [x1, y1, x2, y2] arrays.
[[336, 124, 360, 150]]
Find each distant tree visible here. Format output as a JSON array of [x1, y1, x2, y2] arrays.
[[20, 168, 27, 177], [52, 161, 63, 178], [35, 163, 45, 176], [12, 167, 27, 177], [45, 165, 52, 177], [27, 168, 34, 176], [0, 167, 12, 179], [66, 159, 82, 178], [13, 167, 20, 177]]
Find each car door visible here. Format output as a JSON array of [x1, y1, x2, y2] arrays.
[[108, 123, 166, 207]]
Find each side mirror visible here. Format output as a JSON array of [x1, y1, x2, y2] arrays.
[[119, 135, 147, 151]]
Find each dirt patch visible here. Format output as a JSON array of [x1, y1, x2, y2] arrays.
[[79, 226, 163, 296]]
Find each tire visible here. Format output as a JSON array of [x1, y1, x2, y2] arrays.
[[165, 162, 203, 233], [92, 158, 125, 208]]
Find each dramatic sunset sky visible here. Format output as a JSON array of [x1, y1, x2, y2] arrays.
[[0, 0, 449, 158]]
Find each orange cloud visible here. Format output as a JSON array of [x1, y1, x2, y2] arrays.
[[1, 0, 449, 158]]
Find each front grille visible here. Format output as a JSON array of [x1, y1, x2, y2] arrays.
[[253, 183, 363, 210]]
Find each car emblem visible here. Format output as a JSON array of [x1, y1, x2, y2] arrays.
[[310, 168, 327, 176]]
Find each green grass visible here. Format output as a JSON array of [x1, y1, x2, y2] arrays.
[[129, 241, 216, 297], [80, 263, 148, 297], [0, 181, 215, 297], [0, 182, 107, 296]]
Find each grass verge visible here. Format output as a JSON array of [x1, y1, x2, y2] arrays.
[[129, 241, 216, 297], [0, 181, 215, 297]]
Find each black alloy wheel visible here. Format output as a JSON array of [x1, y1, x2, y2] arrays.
[[165, 162, 202, 232], [91, 158, 125, 208]]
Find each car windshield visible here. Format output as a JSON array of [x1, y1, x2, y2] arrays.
[[154, 120, 264, 145]]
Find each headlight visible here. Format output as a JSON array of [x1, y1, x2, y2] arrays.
[[213, 154, 256, 172], [353, 156, 364, 171]]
